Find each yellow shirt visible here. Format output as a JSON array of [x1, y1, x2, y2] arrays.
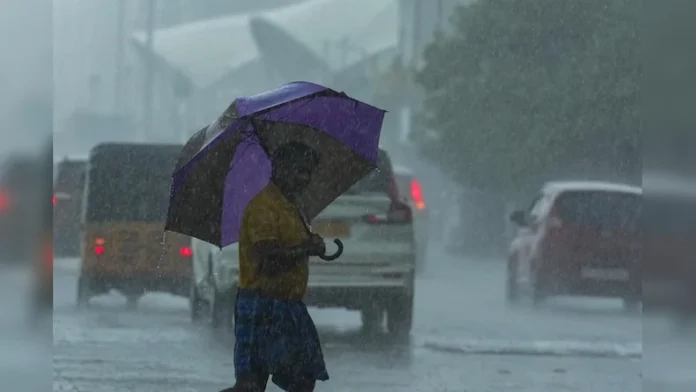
[[238, 183, 309, 300]]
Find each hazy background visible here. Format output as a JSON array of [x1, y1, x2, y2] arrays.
[[0, 0, 695, 390]]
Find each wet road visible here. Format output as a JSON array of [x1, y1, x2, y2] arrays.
[[53, 255, 642, 391]]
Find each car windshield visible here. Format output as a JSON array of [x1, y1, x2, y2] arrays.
[[84, 145, 181, 223], [554, 190, 641, 230], [345, 149, 393, 196]]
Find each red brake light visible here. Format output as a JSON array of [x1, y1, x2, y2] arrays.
[[52, 194, 57, 206], [410, 179, 425, 210], [179, 247, 193, 257], [94, 238, 105, 255]]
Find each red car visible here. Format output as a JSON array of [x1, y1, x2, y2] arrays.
[[506, 181, 641, 309]]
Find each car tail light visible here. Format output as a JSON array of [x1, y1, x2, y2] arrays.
[[94, 237, 105, 255], [52, 194, 57, 206], [179, 247, 193, 257], [410, 179, 425, 210]]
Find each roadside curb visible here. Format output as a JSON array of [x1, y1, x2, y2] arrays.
[[420, 337, 642, 359]]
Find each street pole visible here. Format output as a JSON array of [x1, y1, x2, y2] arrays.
[[142, 0, 156, 142]]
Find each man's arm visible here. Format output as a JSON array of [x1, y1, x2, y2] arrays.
[[252, 240, 311, 276], [244, 201, 316, 277]]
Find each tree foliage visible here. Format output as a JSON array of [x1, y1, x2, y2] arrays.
[[415, 0, 639, 196]]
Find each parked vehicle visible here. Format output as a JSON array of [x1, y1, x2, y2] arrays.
[[0, 154, 43, 262], [53, 155, 87, 257], [506, 181, 641, 310], [76, 143, 191, 308]]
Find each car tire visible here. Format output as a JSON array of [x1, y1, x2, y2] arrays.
[[506, 257, 520, 303], [211, 286, 235, 330], [189, 280, 207, 324], [76, 276, 92, 308], [386, 293, 413, 339]]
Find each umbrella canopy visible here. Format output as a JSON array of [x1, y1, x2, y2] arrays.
[[166, 81, 385, 247]]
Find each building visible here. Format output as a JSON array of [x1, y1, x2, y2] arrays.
[[54, 0, 469, 147]]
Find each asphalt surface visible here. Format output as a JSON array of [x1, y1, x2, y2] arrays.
[[47, 249, 647, 392]]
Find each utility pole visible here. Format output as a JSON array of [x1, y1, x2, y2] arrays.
[[142, 0, 156, 142], [115, 0, 126, 114]]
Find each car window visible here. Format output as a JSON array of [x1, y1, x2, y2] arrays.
[[527, 194, 548, 221], [553, 190, 640, 230], [84, 145, 181, 223], [346, 149, 393, 195]]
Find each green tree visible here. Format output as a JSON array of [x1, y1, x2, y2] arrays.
[[415, 0, 639, 197]]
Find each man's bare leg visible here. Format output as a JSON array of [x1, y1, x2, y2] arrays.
[[219, 373, 268, 392]]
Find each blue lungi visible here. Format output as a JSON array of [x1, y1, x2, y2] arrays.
[[234, 288, 329, 389]]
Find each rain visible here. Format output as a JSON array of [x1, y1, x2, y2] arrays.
[[1, 0, 695, 391]]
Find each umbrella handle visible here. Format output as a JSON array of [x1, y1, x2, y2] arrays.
[[318, 239, 343, 261]]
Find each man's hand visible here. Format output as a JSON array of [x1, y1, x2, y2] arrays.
[[306, 233, 326, 256]]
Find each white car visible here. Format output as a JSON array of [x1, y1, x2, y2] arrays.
[[190, 148, 417, 336]]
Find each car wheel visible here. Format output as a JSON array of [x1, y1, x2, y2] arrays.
[[360, 304, 384, 333], [506, 257, 520, 303], [76, 276, 92, 308], [386, 293, 413, 339], [211, 286, 235, 330], [189, 280, 207, 324]]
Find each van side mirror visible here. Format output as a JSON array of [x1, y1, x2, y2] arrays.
[[509, 210, 527, 226]]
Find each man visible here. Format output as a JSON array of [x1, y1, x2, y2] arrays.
[[223, 142, 329, 392]]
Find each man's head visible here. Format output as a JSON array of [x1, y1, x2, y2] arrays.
[[270, 142, 320, 194]]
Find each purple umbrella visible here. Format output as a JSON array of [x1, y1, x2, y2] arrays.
[[165, 81, 386, 255]]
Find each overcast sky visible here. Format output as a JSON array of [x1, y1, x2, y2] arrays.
[[0, 0, 52, 156]]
